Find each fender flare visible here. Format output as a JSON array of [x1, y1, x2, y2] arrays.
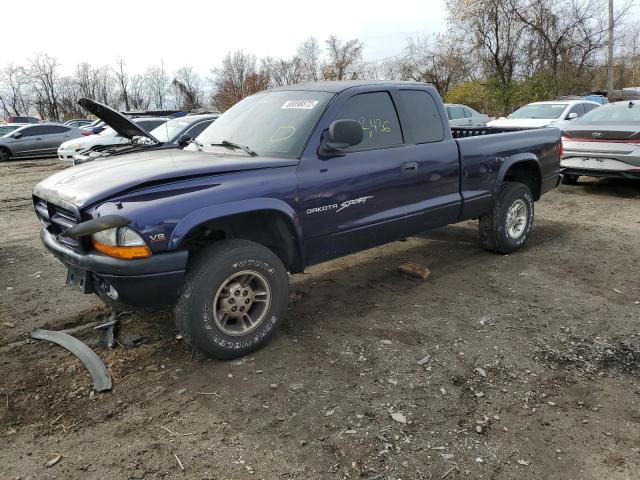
[[494, 153, 542, 199], [169, 197, 305, 264]]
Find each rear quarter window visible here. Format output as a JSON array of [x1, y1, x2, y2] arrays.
[[399, 90, 445, 144]]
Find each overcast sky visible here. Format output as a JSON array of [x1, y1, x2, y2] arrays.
[[4, 0, 448, 75]]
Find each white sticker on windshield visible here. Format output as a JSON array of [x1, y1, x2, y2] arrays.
[[281, 100, 318, 110]]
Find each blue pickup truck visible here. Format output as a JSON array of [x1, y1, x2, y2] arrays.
[[33, 81, 561, 358]]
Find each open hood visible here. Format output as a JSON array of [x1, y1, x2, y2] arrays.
[[78, 98, 160, 142]]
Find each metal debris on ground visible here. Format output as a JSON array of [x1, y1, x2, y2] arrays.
[[123, 333, 145, 348], [474, 367, 487, 377], [31, 328, 112, 392], [417, 354, 432, 365], [391, 411, 407, 424], [94, 317, 118, 349], [398, 262, 430, 280], [46, 455, 62, 467]]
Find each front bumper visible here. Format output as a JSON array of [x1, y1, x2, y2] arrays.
[[41, 229, 188, 308]]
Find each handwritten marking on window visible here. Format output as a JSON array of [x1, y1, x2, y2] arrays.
[[269, 126, 296, 142], [358, 118, 392, 139]]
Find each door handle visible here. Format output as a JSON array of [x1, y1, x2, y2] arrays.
[[401, 161, 418, 173]]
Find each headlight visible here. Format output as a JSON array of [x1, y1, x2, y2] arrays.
[[92, 226, 151, 259], [65, 143, 84, 151]]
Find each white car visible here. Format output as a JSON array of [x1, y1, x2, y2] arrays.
[[487, 100, 600, 130], [57, 117, 168, 161], [445, 103, 490, 127]]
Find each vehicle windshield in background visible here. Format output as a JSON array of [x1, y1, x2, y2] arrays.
[[193, 91, 334, 158], [508, 103, 566, 119], [0, 125, 21, 137], [150, 118, 191, 142], [573, 103, 640, 123]]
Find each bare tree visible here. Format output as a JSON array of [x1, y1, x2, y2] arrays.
[[0, 64, 32, 116], [212, 51, 269, 111], [28, 54, 62, 120], [144, 65, 169, 109], [172, 66, 203, 111], [113, 58, 131, 110], [129, 74, 150, 110], [297, 37, 321, 81], [447, 0, 527, 111], [401, 33, 472, 96], [261, 56, 305, 87], [321, 35, 364, 80]]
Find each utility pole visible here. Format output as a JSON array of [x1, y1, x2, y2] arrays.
[[607, 0, 614, 95]]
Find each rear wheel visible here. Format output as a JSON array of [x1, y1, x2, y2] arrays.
[[0, 148, 11, 162], [175, 239, 289, 359], [562, 174, 579, 185], [479, 181, 534, 254]]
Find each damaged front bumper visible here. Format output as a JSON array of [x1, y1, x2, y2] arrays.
[[41, 229, 188, 309]]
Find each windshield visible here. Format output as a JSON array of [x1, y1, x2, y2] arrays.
[[0, 125, 19, 137], [574, 103, 640, 123], [192, 90, 334, 158], [508, 103, 567, 119], [151, 117, 195, 142]]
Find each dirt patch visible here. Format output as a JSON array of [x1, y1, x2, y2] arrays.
[[1, 159, 640, 479]]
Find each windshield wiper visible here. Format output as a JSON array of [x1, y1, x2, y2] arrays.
[[190, 139, 205, 151], [210, 140, 257, 156]]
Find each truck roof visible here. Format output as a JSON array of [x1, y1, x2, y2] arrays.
[[268, 80, 433, 93]]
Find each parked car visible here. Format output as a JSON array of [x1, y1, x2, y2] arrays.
[[149, 114, 219, 145], [560, 101, 640, 183], [488, 100, 600, 129], [72, 102, 219, 163], [6, 115, 40, 124], [0, 123, 27, 137], [80, 119, 106, 135], [57, 116, 168, 161], [557, 94, 609, 105], [33, 80, 561, 359], [0, 123, 84, 161], [64, 119, 94, 128], [444, 103, 490, 127]]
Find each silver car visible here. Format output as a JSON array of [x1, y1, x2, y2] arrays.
[[561, 101, 640, 183], [445, 103, 490, 127], [0, 123, 84, 161]]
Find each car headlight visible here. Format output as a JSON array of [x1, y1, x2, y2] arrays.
[[92, 226, 151, 259]]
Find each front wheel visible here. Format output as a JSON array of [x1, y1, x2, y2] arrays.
[[479, 181, 534, 254], [175, 239, 290, 359], [0, 148, 10, 162]]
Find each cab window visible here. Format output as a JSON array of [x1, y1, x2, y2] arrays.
[[334, 92, 403, 151]]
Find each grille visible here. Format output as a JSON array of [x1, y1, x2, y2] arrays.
[[33, 196, 83, 251]]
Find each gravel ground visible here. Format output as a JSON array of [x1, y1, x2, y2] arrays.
[[1, 158, 639, 480]]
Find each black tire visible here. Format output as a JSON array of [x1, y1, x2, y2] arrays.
[[562, 174, 579, 185], [175, 239, 289, 359], [0, 147, 11, 162], [479, 181, 534, 254]]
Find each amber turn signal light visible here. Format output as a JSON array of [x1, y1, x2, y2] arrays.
[[92, 239, 151, 260]]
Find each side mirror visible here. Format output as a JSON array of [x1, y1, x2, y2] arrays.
[[567, 112, 578, 120], [177, 134, 192, 147], [12, 132, 22, 139], [320, 119, 363, 155]]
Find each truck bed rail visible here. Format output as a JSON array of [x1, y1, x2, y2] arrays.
[[451, 126, 534, 138]]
